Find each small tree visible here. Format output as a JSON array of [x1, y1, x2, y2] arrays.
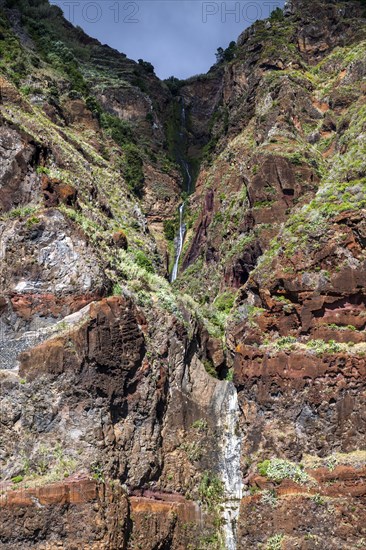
[[138, 59, 155, 74], [165, 76, 183, 95], [224, 41, 237, 61], [215, 46, 225, 63], [121, 144, 145, 197], [270, 7, 284, 21], [215, 41, 237, 64]]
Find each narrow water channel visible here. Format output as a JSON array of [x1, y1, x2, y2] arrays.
[[170, 100, 192, 283]]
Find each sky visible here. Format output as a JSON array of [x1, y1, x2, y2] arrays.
[[50, 0, 285, 80]]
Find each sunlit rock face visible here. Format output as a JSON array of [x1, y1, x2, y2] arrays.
[[0, 0, 366, 548]]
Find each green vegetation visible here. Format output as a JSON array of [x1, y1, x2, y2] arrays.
[[112, 283, 122, 296], [164, 76, 184, 96], [214, 291, 236, 313], [26, 216, 40, 228], [215, 41, 237, 64], [261, 489, 278, 508], [203, 359, 218, 379], [164, 218, 178, 241], [306, 339, 342, 355], [165, 98, 185, 162], [327, 323, 357, 331], [198, 471, 224, 512], [36, 166, 50, 175], [119, 144, 145, 196], [181, 441, 202, 462], [10, 443, 78, 490], [260, 335, 366, 358], [311, 493, 325, 506], [91, 462, 105, 483], [253, 200, 274, 209], [266, 534, 284, 550], [0, 11, 29, 84], [192, 419, 208, 432], [133, 250, 154, 273], [269, 7, 284, 21], [137, 58, 154, 74], [195, 533, 223, 550], [11, 475, 24, 484], [274, 336, 297, 351], [4, 206, 38, 220], [288, 151, 303, 165], [225, 369, 234, 382], [101, 113, 133, 148], [258, 458, 309, 484]]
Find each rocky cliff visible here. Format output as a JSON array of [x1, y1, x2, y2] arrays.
[[0, 0, 366, 548]]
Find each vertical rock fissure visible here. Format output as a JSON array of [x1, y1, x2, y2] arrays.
[[170, 100, 192, 283], [218, 382, 243, 550]]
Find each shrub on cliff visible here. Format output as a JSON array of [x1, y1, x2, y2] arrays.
[[133, 250, 154, 273], [163, 219, 177, 241], [120, 144, 145, 197], [101, 113, 133, 148], [266, 534, 284, 550], [164, 76, 184, 96], [258, 458, 309, 484], [138, 58, 155, 74], [270, 7, 284, 21], [214, 291, 236, 314], [215, 41, 237, 64], [198, 471, 224, 512]]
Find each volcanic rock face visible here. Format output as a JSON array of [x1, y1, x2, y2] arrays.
[[1, 0, 366, 549], [0, 293, 227, 548], [0, 125, 40, 212]]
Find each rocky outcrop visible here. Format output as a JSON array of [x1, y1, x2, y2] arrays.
[[0, 209, 108, 368], [238, 463, 366, 549], [180, 68, 223, 157], [129, 494, 203, 550], [234, 345, 366, 457], [0, 477, 130, 549], [0, 292, 229, 547], [0, 124, 42, 212]]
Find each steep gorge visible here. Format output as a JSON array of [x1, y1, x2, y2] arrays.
[[0, 0, 366, 549]]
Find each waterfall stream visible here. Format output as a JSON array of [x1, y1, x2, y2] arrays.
[[171, 101, 243, 547], [219, 382, 243, 550], [170, 100, 192, 283], [171, 203, 186, 283]]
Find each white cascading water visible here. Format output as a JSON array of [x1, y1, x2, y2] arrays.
[[170, 100, 191, 283], [219, 382, 243, 550], [182, 159, 192, 192], [171, 203, 186, 283]]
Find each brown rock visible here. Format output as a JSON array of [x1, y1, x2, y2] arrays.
[[111, 230, 128, 250]]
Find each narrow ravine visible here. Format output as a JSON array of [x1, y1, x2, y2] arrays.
[[219, 382, 243, 550], [170, 100, 192, 283], [170, 100, 244, 546], [171, 202, 186, 283]]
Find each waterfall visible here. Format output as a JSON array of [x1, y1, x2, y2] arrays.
[[219, 382, 243, 550], [170, 99, 192, 282], [171, 203, 186, 283], [182, 159, 192, 193]]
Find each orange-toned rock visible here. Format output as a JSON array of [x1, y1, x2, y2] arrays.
[[10, 291, 101, 320], [0, 479, 129, 549], [112, 230, 128, 250], [130, 495, 204, 550], [0, 477, 97, 508], [19, 296, 145, 390], [42, 176, 78, 207]]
